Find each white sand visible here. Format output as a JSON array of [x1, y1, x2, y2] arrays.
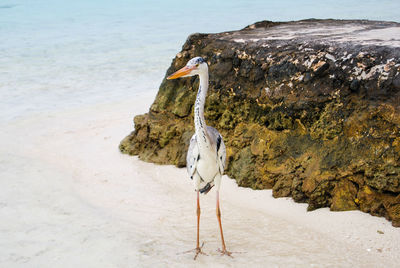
[[1, 92, 399, 267]]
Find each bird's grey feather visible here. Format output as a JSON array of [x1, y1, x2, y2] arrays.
[[186, 134, 199, 178], [186, 126, 226, 181], [206, 126, 226, 174]]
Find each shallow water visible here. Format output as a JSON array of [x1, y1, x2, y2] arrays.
[[1, 0, 400, 121]]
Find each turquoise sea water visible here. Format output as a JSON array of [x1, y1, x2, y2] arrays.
[[1, 0, 400, 121]]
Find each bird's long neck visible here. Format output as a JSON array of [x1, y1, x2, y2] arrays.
[[194, 71, 211, 151]]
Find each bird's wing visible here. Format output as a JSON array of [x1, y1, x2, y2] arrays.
[[216, 134, 226, 174], [207, 126, 226, 174], [186, 134, 199, 179]]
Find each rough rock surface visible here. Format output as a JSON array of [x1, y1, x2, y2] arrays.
[[120, 19, 400, 227]]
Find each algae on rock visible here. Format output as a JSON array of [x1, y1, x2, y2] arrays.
[[120, 19, 400, 227]]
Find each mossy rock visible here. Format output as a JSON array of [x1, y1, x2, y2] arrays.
[[120, 19, 400, 226]]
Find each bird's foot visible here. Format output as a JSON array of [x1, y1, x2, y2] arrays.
[[217, 247, 233, 258], [194, 243, 207, 260], [179, 242, 207, 260]]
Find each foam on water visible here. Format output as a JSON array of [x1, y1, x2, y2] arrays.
[[1, 0, 399, 121]]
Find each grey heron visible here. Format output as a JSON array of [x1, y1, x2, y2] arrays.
[[167, 57, 231, 259]]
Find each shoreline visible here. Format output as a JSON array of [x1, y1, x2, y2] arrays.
[[1, 93, 399, 267]]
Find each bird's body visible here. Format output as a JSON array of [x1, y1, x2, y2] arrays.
[[187, 125, 226, 194], [167, 56, 230, 259]]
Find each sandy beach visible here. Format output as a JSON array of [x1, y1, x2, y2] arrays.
[[0, 91, 399, 267]]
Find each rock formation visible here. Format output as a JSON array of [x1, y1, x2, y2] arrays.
[[120, 19, 400, 227]]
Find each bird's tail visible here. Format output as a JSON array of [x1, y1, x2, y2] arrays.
[[199, 182, 214, 194]]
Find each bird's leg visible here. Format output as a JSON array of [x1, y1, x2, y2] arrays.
[[194, 190, 206, 260], [196, 190, 200, 249], [178, 177, 207, 259], [216, 190, 232, 257]]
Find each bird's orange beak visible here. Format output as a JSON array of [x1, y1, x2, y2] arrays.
[[167, 66, 194, 80]]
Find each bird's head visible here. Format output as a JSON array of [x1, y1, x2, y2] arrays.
[[167, 57, 207, 80]]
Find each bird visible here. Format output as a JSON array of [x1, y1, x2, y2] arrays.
[[167, 57, 231, 259]]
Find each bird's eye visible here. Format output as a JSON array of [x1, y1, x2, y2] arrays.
[[196, 64, 199, 67]]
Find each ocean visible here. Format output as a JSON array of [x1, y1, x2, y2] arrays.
[[1, 0, 399, 122]]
